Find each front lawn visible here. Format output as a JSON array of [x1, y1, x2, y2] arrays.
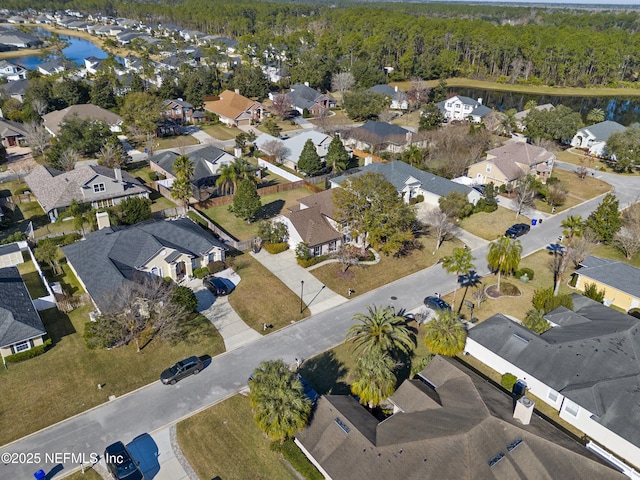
[[550, 168, 610, 200], [228, 253, 309, 332], [311, 233, 464, 298], [177, 395, 307, 480], [201, 124, 239, 141], [256, 121, 302, 134], [0, 306, 225, 445], [154, 135, 199, 150], [459, 206, 529, 241], [591, 243, 640, 268]]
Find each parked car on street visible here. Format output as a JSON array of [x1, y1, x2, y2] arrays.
[[203, 276, 235, 296], [104, 441, 144, 480], [424, 296, 451, 312], [505, 223, 531, 238], [160, 356, 204, 385], [297, 375, 319, 404]]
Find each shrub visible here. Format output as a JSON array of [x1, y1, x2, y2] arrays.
[[499, 282, 521, 296], [516, 267, 534, 280], [16, 186, 31, 195], [263, 242, 288, 254], [532, 287, 573, 313], [473, 198, 498, 213], [279, 439, 323, 480], [1, 231, 26, 245], [258, 220, 288, 244], [207, 260, 227, 274], [501, 373, 518, 391], [297, 255, 328, 268], [172, 285, 198, 312], [5, 339, 52, 363], [295, 242, 312, 260], [149, 171, 158, 181], [583, 282, 605, 303], [416, 194, 424, 203], [193, 267, 208, 279], [409, 197, 418, 205], [523, 309, 552, 334]]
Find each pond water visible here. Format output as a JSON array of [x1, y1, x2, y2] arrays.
[[449, 87, 640, 126]]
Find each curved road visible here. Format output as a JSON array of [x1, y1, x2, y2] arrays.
[[1, 165, 636, 478]]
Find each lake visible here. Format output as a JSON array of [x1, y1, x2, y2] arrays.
[[450, 87, 640, 126]]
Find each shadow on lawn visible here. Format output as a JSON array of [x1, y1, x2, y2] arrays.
[[40, 308, 76, 345], [260, 199, 285, 219], [299, 351, 349, 395]]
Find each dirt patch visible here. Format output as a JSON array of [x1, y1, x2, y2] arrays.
[[486, 282, 522, 299], [5, 147, 38, 176]]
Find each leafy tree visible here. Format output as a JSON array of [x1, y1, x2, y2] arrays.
[[606, 126, 640, 173], [487, 236, 522, 293], [62, 200, 91, 236], [49, 117, 111, 164], [524, 104, 583, 143], [342, 90, 387, 121], [532, 287, 573, 313], [258, 220, 288, 244], [350, 350, 397, 409], [587, 108, 605, 124], [90, 74, 116, 110], [119, 196, 152, 225], [554, 215, 584, 295], [52, 79, 90, 109], [248, 359, 311, 442], [325, 135, 350, 173], [419, 103, 444, 131], [263, 118, 282, 138], [334, 172, 417, 255], [232, 179, 261, 222], [585, 193, 621, 244], [583, 282, 605, 303], [423, 309, 467, 356], [524, 100, 538, 111], [0, 143, 6, 164], [429, 78, 448, 103], [345, 305, 415, 357], [172, 285, 198, 312], [34, 239, 61, 275], [441, 247, 475, 311], [523, 309, 551, 334], [121, 91, 164, 137], [438, 190, 474, 219], [231, 65, 270, 99], [297, 139, 323, 176]]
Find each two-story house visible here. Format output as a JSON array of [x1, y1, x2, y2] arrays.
[[571, 120, 627, 157], [437, 95, 492, 122], [162, 99, 204, 125], [0, 60, 26, 81], [280, 83, 336, 116], [42, 104, 123, 136], [255, 130, 331, 170]]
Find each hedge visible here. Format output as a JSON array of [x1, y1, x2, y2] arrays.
[[263, 242, 288, 254], [207, 260, 227, 274], [5, 339, 52, 363], [297, 255, 328, 268], [516, 267, 535, 280]]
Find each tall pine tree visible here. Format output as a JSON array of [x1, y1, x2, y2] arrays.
[[297, 139, 323, 176], [326, 135, 350, 173], [232, 179, 262, 222]]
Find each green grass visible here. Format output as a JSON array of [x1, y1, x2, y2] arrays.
[[311, 233, 464, 299], [201, 124, 239, 141], [201, 187, 312, 241], [459, 206, 529, 241], [154, 135, 199, 150], [16, 259, 48, 298], [549, 168, 611, 200], [592, 243, 640, 268], [177, 395, 301, 480], [41, 260, 85, 296], [228, 253, 309, 332], [555, 149, 615, 173], [148, 190, 178, 212], [62, 468, 102, 480], [0, 306, 225, 446]]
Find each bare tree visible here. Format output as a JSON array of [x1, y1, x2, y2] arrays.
[[336, 244, 359, 272], [613, 226, 640, 260], [59, 149, 79, 171], [96, 143, 127, 168], [424, 208, 455, 251], [471, 285, 487, 310], [31, 98, 48, 117], [514, 175, 537, 219], [405, 77, 430, 111], [270, 93, 290, 118], [261, 139, 290, 164], [567, 231, 596, 268], [546, 182, 567, 207], [24, 122, 50, 160], [331, 71, 355, 103]]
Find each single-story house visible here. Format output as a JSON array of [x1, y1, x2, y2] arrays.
[[0, 30, 42, 48], [0, 78, 29, 102], [42, 104, 123, 136], [0, 242, 24, 268], [277, 189, 344, 257], [62, 217, 227, 311], [0, 117, 27, 148], [203, 89, 264, 127], [280, 83, 336, 116], [295, 355, 625, 480], [339, 121, 423, 155], [573, 255, 640, 313], [437, 95, 492, 122], [255, 131, 331, 170], [0, 266, 47, 365], [25, 165, 149, 222], [369, 84, 408, 110], [571, 121, 627, 157], [467, 141, 556, 187], [331, 161, 481, 207], [465, 294, 640, 472], [37, 58, 71, 76], [513, 103, 555, 130]]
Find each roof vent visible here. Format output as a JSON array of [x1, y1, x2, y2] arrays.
[[488, 452, 504, 468], [334, 417, 350, 434], [512, 333, 529, 344]]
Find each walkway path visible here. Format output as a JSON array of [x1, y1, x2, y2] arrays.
[[251, 248, 349, 314]]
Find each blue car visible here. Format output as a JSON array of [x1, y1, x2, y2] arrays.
[[424, 296, 451, 312], [104, 441, 144, 480]]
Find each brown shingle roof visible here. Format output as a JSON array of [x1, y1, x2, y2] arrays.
[[42, 104, 122, 136], [491, 157, 526, 181], [285, 205, 341, 247], [486, 142, 555, 167], [203, 90, 260, 121], [298, 188, 337, 219]]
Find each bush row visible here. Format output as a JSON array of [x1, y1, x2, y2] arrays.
[[5, 339, 53, 364], [263, 242, 288, 254], [297, 255, 328, 268]]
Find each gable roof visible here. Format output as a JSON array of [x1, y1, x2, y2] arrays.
[[285, 205, 342, 247], [287, 83, 329, 110], [296, 356, 623, 480], [204, 89, 260, 120], [24, 165, 148, 214], [42, 104, 122, 136], [0, 266, 46, 349], [163, 98, 193, 109], [438, 95, 492, 119], [369, 84, 404, 101], [485, 157, 526, 181], [468, 294, 640, 449], [576, 255, 640, 299], [0, 117, 27, 139], [283, 131, 330, 165], [0, 78, 29, 97], [356, 120, 409, 141], [299, 188, 337, 219], [332, 161, 474, 198], [61, 218, 227, 310], [514, 103, 555, 121], [577, 121, 627, 142], [486, 142, 555, 167]]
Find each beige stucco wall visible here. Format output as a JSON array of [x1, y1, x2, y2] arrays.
[[467, 161, 509, 186], [0, 336, 44, 359], [575, 275, 639, 312]]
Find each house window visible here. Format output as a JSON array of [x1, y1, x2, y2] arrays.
[[563, 399, 580, 417], [14, 340, 30, 353], [93, 183, 106, 193], [313, 245, 322, 257], [150, 266, 163, 277], [328, 241, 337, 252], [547, 388, 559, 403], [96, 199, 114, 208]]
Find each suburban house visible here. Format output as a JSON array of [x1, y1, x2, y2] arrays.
[[0, 266, 47, 365], [571, 120, 627, 157], [573, 255, 640, 313], [0, 78, 29, 102], [277, 189, 344, 257], [37, 58, 71, 76], [339, 121, 422, 154], [0, 29, 42, 48], [437, 95, 492, 122], [0, 60, 26, 81], [283, 83, 336, 116], [42, 104, 123, 136], [369, 84, 409, 110], [331, 161, 481, 207], [295, 355, 625, 480], [62, 218, 227, 311], [0, 242, 24, 268], [255, 131, 332, 170], [203, 89, 264, 127], [25, 165, 149, 222], [467, 141, 556, 187], [0, 117, 27, 147], [513, 103, 555, 130], [162, 98, 207, 125], [465, 294, 640, 474]]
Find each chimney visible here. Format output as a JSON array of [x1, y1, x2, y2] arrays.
[[364, 156, 373, 166], [114, 167, 122, 182], [96, 211, 111, 230], [304, 81, 309, 87], [477, 98, 483, 105], [234, 147, 242, 158], [395, 85, 398, 92], [513, 396, 534, 425], [234, 88, 240, 95]]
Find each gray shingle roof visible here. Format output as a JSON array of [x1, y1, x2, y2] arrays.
[[369, 84, 404, 101], [0, 266, 46, 349], [0, 242, 20, 257], [578, 120, 627, 142], [468, 295, 640, 449], [287, 83, 328, 110], [577, 255, 640, 299], [61, 218, 227, 310]]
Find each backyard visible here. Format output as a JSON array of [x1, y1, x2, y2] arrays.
[[0, 306, 224, 445], [16, 254, 48, 299]]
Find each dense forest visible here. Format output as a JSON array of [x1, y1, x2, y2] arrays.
[[6, 0, 640, 88]]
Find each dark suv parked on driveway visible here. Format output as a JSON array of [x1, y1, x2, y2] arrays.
[[104, 441, 144, 480]]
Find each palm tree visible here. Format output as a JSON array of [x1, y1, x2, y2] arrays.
[[345, 305, 416, 357], [248, 359, 311, 442], [423, 309, 467, 356], [499, 109, 517, 136], [215, 162, 239, 195], [173, 155, 194, 178], [441, 247, 475, 312], [350, 351, 396, 409], [215, 159, 258, 195], [403, 145, 423, 168], [487, 236, 522, 294], [587, 108, 605, 124], [554, 215, 583, 295]]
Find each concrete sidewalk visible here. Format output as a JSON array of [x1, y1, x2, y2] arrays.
[[251, 249, 349, 315]]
